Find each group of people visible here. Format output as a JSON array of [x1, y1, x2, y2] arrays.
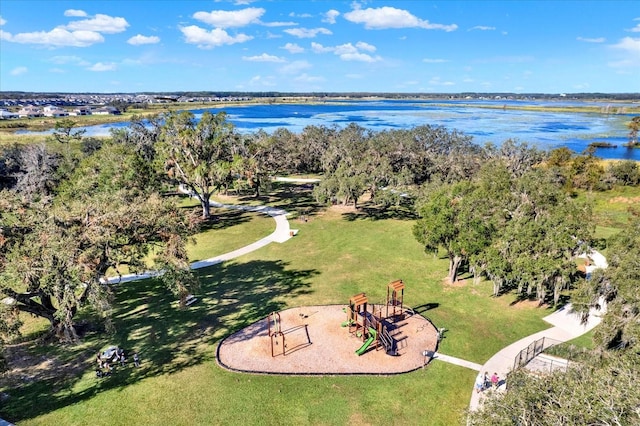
[[475, 371, 500, 393], [95, 347, 140, 378]]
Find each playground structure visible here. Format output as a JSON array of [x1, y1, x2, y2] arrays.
[[386, 279, 405, 320], [268, 311, 286, 357], [344, 280, 409, 357]]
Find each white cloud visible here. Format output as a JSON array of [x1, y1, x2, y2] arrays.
[[355, 41, 375, 52], [428, 76, 454, 86], [6, 28, 104, 47], [469, 26, 495, 31], [49, 55, 90, 66], [242, 53, 286, 62], [608, 37, 640, 68], [0, 30, 11, 41], [180, 25, 252, 48], [0, 16, 6, 26], [284, 27, 332, 38], [10, 66, 28, 76], [66, 14, 129, 34], [423, 58, 448, 63], [294, 73, 325, 83], [262, 21, 298, 27], [344, 6, 457, 31], [282, 42, 304, 53], [610, 36, 640, 55], [89, 62, 117, 72], [311, 42, 333, 53], [248, 75, 276, 87], [193, 7, 264, 28], [64, 9, 87, 17], [128, 34, 161, 45], [289, 12, 313, 18], [629, 18, 640, 33], [265, 31, 282, 39], [311, 41, 381, 62], [279, 60, 312, 75], [339, 52, 379, 62], [577, 36, 605, 43], [333, 43, 359, 55], [323, 10, 340, 24]]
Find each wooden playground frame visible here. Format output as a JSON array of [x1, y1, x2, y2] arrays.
[[344, 279, 408, 356]]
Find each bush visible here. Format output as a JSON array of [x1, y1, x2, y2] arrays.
[[607, 160, 640, 186]]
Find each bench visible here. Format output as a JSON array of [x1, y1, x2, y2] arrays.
[[185, 294, 198, 306]]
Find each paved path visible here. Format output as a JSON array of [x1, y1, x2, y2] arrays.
[[104, 197, 293, 284], [468, 249, 609, 411], [432, 353, 483, 371]]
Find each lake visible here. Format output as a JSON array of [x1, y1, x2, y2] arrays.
[[26, 99, 640, 160]]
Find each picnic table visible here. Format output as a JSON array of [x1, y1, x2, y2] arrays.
[[100, 346, 119, 362]]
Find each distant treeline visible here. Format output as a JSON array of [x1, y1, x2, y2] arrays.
[[1, 91, 639, 101]]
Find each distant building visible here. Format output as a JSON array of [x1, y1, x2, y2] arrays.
[[92, 106, 121, 115], [0, 109, 19, 119], [43, 105, 69, 117], [17, 105, 43, 118], [70, 106, 92, 116]]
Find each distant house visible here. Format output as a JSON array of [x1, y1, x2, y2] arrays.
[[92, 106, 121, 115], [70, 106, 92, 116], [17, 105, 43, 118], [43, 105, 69, 117], [0, 109, 19, 120]]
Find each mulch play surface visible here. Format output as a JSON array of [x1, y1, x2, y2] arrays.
[[217, 305, 439, 375]]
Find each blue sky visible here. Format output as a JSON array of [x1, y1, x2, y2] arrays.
[[1, 1, 638, 94]]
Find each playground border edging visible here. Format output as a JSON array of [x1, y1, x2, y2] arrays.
[[214, 304, 438, 377]]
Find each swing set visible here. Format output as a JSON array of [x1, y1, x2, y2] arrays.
[[267, 311, 286, 357]]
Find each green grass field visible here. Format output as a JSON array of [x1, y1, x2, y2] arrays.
[[1, 182, 635, 425]]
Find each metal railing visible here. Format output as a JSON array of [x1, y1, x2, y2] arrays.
[[513, 337, 561, 371]]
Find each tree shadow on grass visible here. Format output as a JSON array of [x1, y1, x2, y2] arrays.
[[342, 204, 417, 222], [237, 182, 324, 220], [182, 206, 254, 232], [1, 259, 317, 423]]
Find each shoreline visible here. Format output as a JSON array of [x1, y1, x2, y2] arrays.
[[2, 97, 639, 135]]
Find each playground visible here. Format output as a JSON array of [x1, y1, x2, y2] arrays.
[[217, 301, 439, 375]]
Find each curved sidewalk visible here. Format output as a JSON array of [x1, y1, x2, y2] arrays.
[[469, 249, 609, 411], [104, 199, 293, 284]]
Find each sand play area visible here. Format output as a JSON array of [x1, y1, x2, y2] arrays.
[[216, 305, 439, 375]]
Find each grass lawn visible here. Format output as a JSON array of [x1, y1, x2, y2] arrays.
[[179, 198, 276, 263], [577, 185, 640, 231], [0, 183, 594, 426]]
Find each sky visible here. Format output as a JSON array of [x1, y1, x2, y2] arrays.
[[0, 1, 639, 94]]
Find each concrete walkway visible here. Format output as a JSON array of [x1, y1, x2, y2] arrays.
[[468, 249, 609, 411], [432, 353, 483, 371], [104, 198, 293, 284]]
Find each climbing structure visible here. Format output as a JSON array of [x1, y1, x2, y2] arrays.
[[347, 293, 368, 339], [386, 279, 405, 320], [345, 288, 402, 356]]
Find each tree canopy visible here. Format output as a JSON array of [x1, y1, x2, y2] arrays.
[[159, 110, 241, 219], [0, 141, 199, 341], [469, 217, 640, 425]]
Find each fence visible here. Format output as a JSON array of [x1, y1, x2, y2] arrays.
[[513, 337, 562, 371]]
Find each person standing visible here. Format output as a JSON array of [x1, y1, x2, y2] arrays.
[[475, 372, 485, 393], [133, 353, 140, 367]]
